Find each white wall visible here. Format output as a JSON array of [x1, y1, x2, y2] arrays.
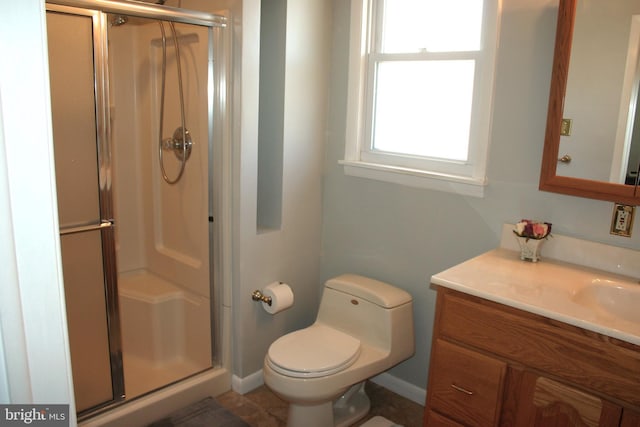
[[321, 0, 640, 393], [0, 0, 76, 421]]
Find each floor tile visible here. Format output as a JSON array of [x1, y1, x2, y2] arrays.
[[217, 381, 424, 427]]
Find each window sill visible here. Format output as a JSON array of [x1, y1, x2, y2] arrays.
[[339, 160, 487, 197]]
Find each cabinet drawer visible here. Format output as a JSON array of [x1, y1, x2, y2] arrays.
[[428, 339, 506, 427]]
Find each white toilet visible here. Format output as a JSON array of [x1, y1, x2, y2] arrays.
[[263, 274, 414, 427]]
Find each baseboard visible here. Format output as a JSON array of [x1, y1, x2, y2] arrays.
[[231, 370, 264, 395], [371, 372, 426, 406]]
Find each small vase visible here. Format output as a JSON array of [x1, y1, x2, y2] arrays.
[[515, 236, 545, 262]]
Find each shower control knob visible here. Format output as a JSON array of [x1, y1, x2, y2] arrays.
[[160, 127, 193, 162]]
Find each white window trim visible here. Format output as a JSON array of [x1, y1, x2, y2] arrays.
[[341, 0, 501, 197]]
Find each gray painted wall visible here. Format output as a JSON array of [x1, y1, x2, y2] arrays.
[[320, 0, 640, 392]]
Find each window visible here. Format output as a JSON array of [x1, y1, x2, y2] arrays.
[[342, 0, 501, 197]]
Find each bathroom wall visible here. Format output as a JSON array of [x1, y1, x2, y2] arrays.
[[321, 0, 640, 395], [231, 0, 331, 380]]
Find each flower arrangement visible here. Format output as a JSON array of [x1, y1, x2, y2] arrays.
[[513, 219, 552, 241]]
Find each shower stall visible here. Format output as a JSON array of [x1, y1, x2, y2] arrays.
[[45, 0, 228, 420]]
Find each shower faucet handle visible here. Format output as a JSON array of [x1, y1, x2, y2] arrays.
[[161, 137, 176, 151], [160, 127, 193, 161]]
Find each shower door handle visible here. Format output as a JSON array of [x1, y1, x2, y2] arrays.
[[60, 220, 114, 236]]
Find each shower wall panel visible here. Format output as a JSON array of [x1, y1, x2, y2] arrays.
[[110, 22, 210, 299], [108, 24, 145, 274], [148, 24, 211, 299]]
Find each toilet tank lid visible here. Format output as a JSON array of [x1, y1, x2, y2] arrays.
[[325, 274, 412, 308]]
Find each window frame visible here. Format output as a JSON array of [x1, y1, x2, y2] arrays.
[[341, 0, 502, 197]]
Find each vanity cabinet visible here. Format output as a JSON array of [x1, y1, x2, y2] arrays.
[[621, 410, 640, 427], [424, 288, 640, 427]]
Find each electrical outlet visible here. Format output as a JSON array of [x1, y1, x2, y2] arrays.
[[610, 203, 635, 237], [561, 118, 572, 136]]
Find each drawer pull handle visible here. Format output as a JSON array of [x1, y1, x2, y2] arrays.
[[451, 383, 474, 395]]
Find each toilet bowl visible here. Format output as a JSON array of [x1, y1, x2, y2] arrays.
[[263, 274, 414, 427]]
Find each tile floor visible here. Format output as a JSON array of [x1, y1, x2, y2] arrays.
[[216, 381, 425, 427]]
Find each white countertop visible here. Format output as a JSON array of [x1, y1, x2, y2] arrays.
[[431, 247, 640, 346]]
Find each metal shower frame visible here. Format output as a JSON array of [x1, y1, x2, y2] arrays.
[[46, 0, 226, 418]]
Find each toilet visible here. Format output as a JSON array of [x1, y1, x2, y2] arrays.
[[263, 274, 414, 427]]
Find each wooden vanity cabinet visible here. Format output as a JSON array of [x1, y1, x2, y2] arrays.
[[424, 288, 640, 427], [621, 410, 640, 427]]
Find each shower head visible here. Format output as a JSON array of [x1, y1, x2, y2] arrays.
[[111, 15, 128, 26], [110, 1, 166, 27]]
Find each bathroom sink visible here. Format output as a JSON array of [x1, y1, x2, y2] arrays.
[[572, 280, 640, 324]]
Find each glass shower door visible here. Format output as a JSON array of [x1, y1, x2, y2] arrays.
[[47, 7, 124, 414]]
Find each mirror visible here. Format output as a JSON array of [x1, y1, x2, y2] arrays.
[[540, 0, 640, 204]]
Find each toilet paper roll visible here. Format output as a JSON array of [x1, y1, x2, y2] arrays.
[[262, 282, 294, 314]]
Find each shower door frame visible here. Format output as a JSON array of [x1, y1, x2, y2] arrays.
[[46, 0, 227, 419], [47, 4, 124, 416], [47, 0, 227, 27]]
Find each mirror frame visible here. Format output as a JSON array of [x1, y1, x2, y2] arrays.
[[539, 0, 640, 205]]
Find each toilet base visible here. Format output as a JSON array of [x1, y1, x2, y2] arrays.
[[285, 382, 371, 427], [288, 401, 333, 427], [334, 382, 370, 427], [359, 416, 403, 427]]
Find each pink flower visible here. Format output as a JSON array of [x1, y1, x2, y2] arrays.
[[532, 223, 547, 238], [513, 219, 552, 240]]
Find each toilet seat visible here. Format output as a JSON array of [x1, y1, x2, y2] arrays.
[[266, 324, 361, 378]]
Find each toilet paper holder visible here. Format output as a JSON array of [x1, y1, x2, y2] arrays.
[[251, 289, 272, 306], [252, 282, 294, 315]]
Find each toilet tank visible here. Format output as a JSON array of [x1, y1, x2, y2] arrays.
[[316, 274, 414, 356]]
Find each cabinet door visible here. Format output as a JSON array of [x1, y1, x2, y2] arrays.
[[620, 409, 640, 427], [515, 372, 621, 427]]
